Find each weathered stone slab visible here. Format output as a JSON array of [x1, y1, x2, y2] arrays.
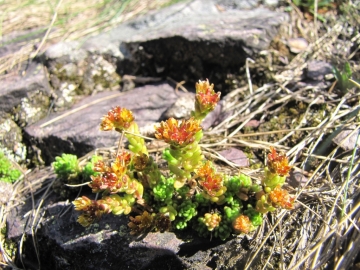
[[0, 115, 26, 162], [24, 83, 191, 163], [218, 147, 249, 167], [7, 188, 251, 270], [0, 62, 51, 161], [95, 0, 287, 90], [0, 62, 52, 126], [332, 124, 360, 151], [44, 41, 121, 110]]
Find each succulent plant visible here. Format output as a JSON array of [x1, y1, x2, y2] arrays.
[[67, 79, 295, 241]]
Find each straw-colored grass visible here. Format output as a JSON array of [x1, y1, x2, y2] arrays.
[[0, 0, 182, 75]]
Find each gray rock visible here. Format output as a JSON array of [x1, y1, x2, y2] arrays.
[[287, 37, 309, 54], [218, 147, 249, 167], [83, 0, 288, 90], [0, 62, 52, 125], [0, 60, 52, 160], [80, 54, 121, 94], [38, 0, 287, 111], [201, 99, 232, 130], [24, 83, 192, 164], [215, 0, 259, 9], [44, 41, 121, 108], [0, 27, 48, 59], [0, 181, 13, 205], [45, 41, 87, 62], [163, 92, 195, 119], [288, 170, 308, 188], [305, 60, 333, 81], [263, 0, 279, 7], [0, 115, 26, 162], [332, 124, 360, 151], [7, 186, 253, 270]]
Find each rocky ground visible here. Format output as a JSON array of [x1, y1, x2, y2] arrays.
[[0, 0, 359, 269]]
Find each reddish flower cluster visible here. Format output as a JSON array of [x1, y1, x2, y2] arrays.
[[111, 152, 131, 175], [100, 106, 134, 132], [196, 161, 226, 201], [269, 185, 295, 210], [90, 153, 129, 193], [267, 147, 292, 176], [89, 151, 143, 200], [195, 79, 221, 116], [154, 117, 201, 147]]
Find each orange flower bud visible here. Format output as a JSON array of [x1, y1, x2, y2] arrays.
[[233, 214, 252, 234], [196, 160, 214, 178], [77, 214, 95, 227], [112, 151, 131, 176], [196, 161, 227, 200], [267, 147, 291, 176], [128, 211, 154, 235], [195, 79, 221, 113], [269, 185, 295, 210], [73, 196, 111, 227], [89, 172, 119, 193], [100, 106, 134, 132], [155, 117, 201, 147]]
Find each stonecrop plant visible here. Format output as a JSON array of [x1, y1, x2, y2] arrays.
[[70, 79, 295, 240]]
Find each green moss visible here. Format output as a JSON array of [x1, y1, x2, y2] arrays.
[[1, 225, 17, 261], [0, 151, 21, 183], [92, 68, 121, 90]]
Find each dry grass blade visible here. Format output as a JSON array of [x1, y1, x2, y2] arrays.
[[0, 0, 181, 76], [39, 92, 124, 128], [292, 202, 360, 269]]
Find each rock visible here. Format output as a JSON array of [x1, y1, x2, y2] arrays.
[[288, 170, 308, 188], [305, 60, 333, 81], [84, 0, 288, 91], [0, 61, 51, 161], [19, 201, 187, 270], [0, 28, 48, 59], [163, 92, 195, 119], [244, 119, 260, 128], [201, 99, 231, 130], [80, 54, 121, 94], [0, 181, 13, 205], [263, 0, 279, 6], [287, 38, 308, 54], [0, 62, 52, 126], [214, 0, 259, 9], [332, 124, 360, 151], [218, 147, 249, 167], [44, 41, 121, 109], [0, 115, 26, 163], [24, 83, 192, 164], [7, 182, 253, 270], [45, 41, 87, 62]]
